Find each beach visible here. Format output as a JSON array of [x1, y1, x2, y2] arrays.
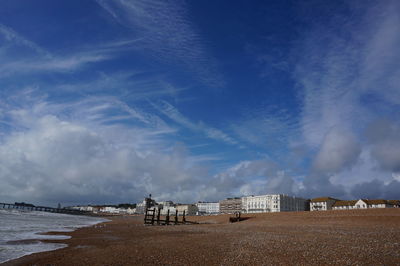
[[4, 209, 400, 265]]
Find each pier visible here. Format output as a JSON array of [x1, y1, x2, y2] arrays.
[[0, 202, 89, 215]]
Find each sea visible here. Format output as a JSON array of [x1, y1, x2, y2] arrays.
[[0, 209, 108, 263]]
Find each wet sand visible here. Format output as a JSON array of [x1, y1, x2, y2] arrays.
[[3, 209, 400, 265]]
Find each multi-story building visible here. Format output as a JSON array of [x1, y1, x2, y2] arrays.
[[242, 194, 308, 213], [176, 204, 198, 216], [196, 202, 220, 215], [158, 201, 174, 208], [310, 197, 339, 211], [219, 197, 242, 214]]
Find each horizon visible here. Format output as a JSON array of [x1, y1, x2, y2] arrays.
[[0, 0, 400, 206], [4, 193, 399, 209]]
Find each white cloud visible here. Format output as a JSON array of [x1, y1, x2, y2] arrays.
[[366, 119, 400, 173], [0, 53, 111, 77], [0, 94, 211, 205], [0, 23, 50, 57], [293, 1, 400, 199], [205, 159, 302, 200], [312, 127, 361, 174], [153, 100, 238, 145], [95, 0, 225, 87]]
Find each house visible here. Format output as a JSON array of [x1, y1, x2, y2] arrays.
[[333, 199, 397, 210], [354, 199, 369, 209], [364, 199, 388, 208], [332, 200, 358, 210], [354, 199, 396, 209], [310, 197, 339, 211], [388, 200, 400, 208]]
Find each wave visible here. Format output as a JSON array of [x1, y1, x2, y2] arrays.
[[0, 209, 108, 263]]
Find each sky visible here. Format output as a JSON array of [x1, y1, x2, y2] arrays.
[[0, 0, 399, 206]]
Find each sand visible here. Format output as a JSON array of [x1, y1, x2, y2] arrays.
[[3, 209, 400, 265]]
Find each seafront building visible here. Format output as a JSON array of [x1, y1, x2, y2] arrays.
[[69, 205, 136, 214], [196, 202, 220, 215], [219, 197, 242, 214], [160, 205, 177, 215], [136, 197, 156, 214], [176, 204, 198, 216], [310, 197, 339, 211], [242, 194, 308, 213], [332, 199, 399, 210]]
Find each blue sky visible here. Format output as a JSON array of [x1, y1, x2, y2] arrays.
[[0, 0, 399, 206]]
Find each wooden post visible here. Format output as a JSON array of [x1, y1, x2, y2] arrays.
[[175, 210, 178, 225], [166, 209, 170, 225], [182, 210, 186, 223], [151, 209, 155, 225], [157, 208, 161, 225], [144, 209, 148, 224]]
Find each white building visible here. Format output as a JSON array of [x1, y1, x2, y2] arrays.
[[354, 199, 394, 209], [160, 206, 177, 215], [71, 205, 94, 212], [126, 207, 136, 214], [310, 197, 339, 211], [176, 204, 198, 216], [332, 200, 357, 210], [242, 194, 308, 213], [332, 199, 396, 210], [135, 197, 157, 214], [196, 202, 219, 215]]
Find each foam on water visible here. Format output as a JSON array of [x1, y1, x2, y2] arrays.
[[0, 209, 108, 263]]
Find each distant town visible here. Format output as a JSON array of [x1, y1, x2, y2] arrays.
[[64, 194, 400, 216]]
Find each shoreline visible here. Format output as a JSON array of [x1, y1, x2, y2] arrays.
[[0, 211, 109, 265], [3, 209, 400, 265]]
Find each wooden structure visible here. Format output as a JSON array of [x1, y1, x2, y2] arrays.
[[229, 211, 245, 223], [144, 208, 197, 225]]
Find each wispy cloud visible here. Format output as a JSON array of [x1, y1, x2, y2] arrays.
[[295, 2, 400, 148], [0, 24, 144, 77], [0, 23, 51, 57], [152, 100, 237, 145], [0, 54, 110, 77], [95, 0, 225, 87], [231, 106, 300, 153]]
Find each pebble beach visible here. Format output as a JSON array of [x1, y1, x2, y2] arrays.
[[4, 208, 400, 265]]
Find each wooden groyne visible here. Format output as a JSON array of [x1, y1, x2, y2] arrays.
[[0, 202, 88, 215], [144, 208, 198, 225]]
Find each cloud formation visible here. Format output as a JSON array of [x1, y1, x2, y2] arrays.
[[0, 94, 209, 205], [366, 119, 400, 173], [312, 128, 361, 174], [293, 1, 400, 199], [96, 0, 225, 87], [153, 100, 238, 145]]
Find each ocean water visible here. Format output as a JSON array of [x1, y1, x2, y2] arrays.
[[0, 209, 108, 263]]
